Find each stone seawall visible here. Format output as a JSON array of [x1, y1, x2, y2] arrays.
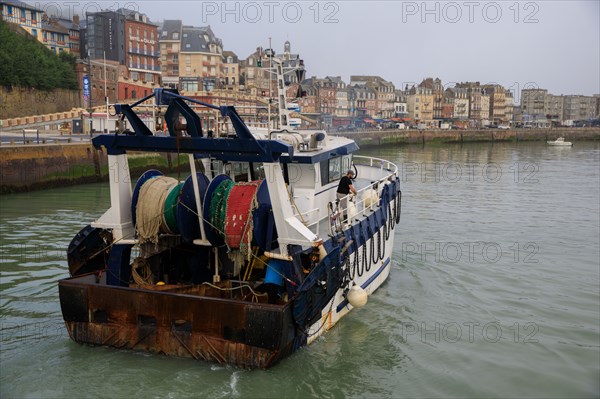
[[331, 127, 600, 147], [0, 143, 190, 194], [0, 87, 82, 119]]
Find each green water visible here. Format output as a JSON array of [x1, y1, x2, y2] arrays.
[[1, 141, 599, 398]]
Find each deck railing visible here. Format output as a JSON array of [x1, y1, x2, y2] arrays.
[[327, 155, 399, 235]]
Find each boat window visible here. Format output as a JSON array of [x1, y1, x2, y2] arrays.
[[341, 155, 352, 172], [230, 162, 250, 182], [320, 160, 328, 186], [328, 157, 341, 183], [250, 163, 266, 181], [210, 159, 222, 176]]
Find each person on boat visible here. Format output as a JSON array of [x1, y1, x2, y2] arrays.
[[337, 170, 357, 220]]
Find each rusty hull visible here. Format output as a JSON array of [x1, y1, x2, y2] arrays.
[[59, 274, 301, 368]]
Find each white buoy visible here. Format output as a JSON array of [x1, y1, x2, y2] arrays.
[[347, 285, 368, 308]]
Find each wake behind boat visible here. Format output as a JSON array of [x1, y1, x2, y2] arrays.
[[547, 137, 573, 146], [58, 58, 402, 368]]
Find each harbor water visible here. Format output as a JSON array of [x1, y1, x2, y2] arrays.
[[1, 141, 599, 398]]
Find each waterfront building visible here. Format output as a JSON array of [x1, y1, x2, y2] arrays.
[[482, 84, 507, 124], [521, 88, 547, 120], [407, 85, 434, 125], [75, 58, 121, 107], [0, 0, 42, 40], [84, 10, 126, 64], [543, 93, 563, 123], [521, 89, 597, 123], [222, 50, 239, 90], [456, 82, 487, 125], [393, 90, 409, 120], [82, 9, 159, 101], [54, 15, 81, 54], [158, 20, 181, 89], [447, 87, 469, 121], [1, 0, 77, 55], [179, 25, 223, 93], [41, 16, 70, 54], [158, 20, 223, 93], [350, 85, 370, 118], [480, 92, 490, 123], [350, 76, 395, 119], [119, 8, 160, 99], [562, 95, 597, 121], [298, 84, 318, 115], [299, 76, 338, 128], [441, 95, 454, 120], [505, 90, 514, 123], [335, 87, 351, 118], [280, 41, 303, 85], [240, 46, 269, 97], [419, 77, 444, 121]]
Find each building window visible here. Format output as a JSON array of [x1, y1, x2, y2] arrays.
[[181, 80, 198, 92]]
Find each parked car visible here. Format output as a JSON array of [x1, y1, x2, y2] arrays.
[[497, 125, 510, 130]]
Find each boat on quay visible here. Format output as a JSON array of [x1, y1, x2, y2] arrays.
[[58, 58, 402, 368]]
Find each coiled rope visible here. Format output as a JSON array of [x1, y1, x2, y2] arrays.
[[136, 176, 180, 244], [209, 179, 235, 239]]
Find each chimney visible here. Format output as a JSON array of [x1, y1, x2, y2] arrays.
[[73, 14, 80, 25]]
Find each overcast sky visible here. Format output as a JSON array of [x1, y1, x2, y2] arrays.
[[35, 0, 600, 101]]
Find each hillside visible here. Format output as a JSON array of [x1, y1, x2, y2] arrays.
[[0, 20, 78, 90]]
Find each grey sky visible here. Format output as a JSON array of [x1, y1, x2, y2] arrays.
[[35, 0, 600, 100]]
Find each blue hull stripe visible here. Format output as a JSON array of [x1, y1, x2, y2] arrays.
[[335, 257, 390, 313]]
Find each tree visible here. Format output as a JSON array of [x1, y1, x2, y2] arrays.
[[0, 20, 78, 90]]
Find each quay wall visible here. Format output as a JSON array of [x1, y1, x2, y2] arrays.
[[1, 128, 598, 193], [331, 127, 600, 147], [0, 87, 82, 119], [0, 143, 189, 194]]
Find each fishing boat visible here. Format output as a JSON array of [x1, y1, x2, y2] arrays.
[[58, 58, 402, 368], [547, 137, 573, 146]]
